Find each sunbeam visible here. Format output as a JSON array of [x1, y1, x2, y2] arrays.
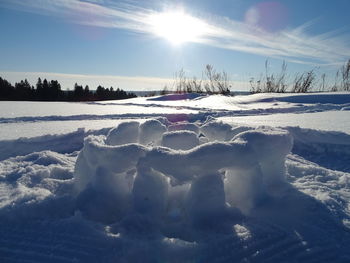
[[148, 11, 208, 45]]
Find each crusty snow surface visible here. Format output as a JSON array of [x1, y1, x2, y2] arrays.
[[0, 92, 350, 262]]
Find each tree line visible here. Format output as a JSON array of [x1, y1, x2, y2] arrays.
[[0, 77, 137, 101]]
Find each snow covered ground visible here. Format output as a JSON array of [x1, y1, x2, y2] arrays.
[[0, 92, 350, 262]]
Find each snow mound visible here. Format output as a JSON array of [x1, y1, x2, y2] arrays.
[[161, 131, 200, 150]]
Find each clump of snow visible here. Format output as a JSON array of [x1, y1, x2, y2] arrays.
[[200, 121, 251, 142], [74, 136, 147, 193], [106, 121, 139, 145], [132, 166, 169, 218], [161, 131, 200, 150], [185, 172, 226, 228], [224, 166, 265, 214], [139, 119, 167, 145], [200, 121, 235, 141], [76, 166, 133, 224]]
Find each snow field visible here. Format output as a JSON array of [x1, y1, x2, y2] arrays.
[[1, 92, 350, 262]]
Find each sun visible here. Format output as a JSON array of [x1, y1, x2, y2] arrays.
[[148, 11, 208, 45]]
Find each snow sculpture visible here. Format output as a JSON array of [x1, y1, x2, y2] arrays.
[[74, 123, 293, 225]]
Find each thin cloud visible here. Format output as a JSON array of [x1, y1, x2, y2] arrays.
[[1, 0, 350, 65], [1, 71, 174, 91]]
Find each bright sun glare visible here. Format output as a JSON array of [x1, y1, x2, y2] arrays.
[[148, 11, 208, 45]]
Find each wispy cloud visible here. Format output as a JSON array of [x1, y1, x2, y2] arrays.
[[1, 71, 174, 91], [1, 0, 350, 65]]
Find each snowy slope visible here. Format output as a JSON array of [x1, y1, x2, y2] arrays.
[[0, 92, 350, 262]]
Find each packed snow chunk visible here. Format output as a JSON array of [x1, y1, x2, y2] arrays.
[[106, 121, 139, 145], [200, 121, 236, 141], [139, 119, 167, 145], [185, 172, 226, 228], [132, 166, 169, 218], [74, 135, 147, 193], [161, 131, 200, 150], [225, 166, 265, 214], [168, 122, 200, 134], [76, 167, 132, 224], [232, 127, 293, 186], [166, 183, 191, 222]]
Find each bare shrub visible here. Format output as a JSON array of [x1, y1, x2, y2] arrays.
[[170, 65, 231, 95], [249, 75, 262, 94], [319, 73, 326, 92], [341, 59, 350, 91], [263, 60, 287, 93], [204, 64, 231, 94], [291, 69, 316, 93]]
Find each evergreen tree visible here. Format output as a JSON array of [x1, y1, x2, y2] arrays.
[[0, 77, 14, 100], [41, 78, 50, 100], [83, 85, 91, 100], [14, 79, 33, 100], [49, 80, 63, 100], [73, 83, 84, 100]]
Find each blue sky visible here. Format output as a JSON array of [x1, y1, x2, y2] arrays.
[[1, 0, 350, 91]]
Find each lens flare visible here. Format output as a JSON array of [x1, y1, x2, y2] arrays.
[[245, 1, 288, 32]]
